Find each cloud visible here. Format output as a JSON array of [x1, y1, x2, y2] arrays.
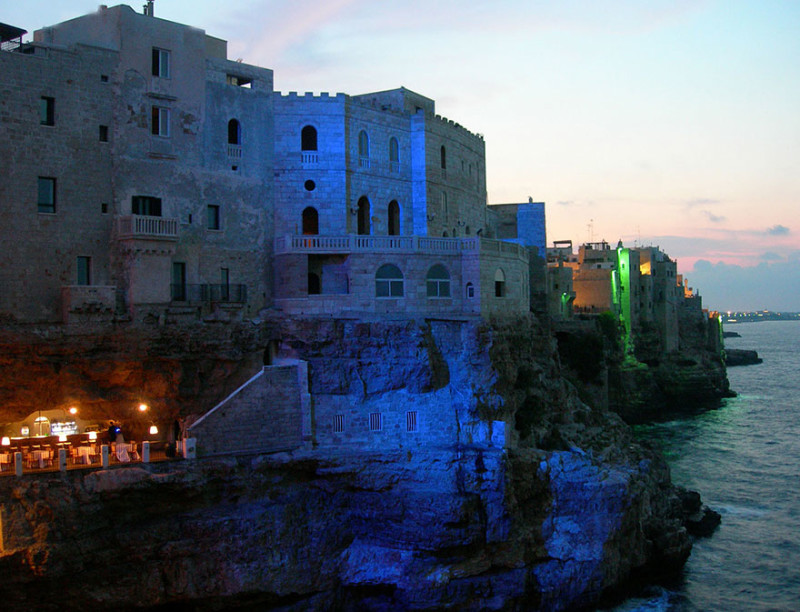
[[688, 259, 800, 311], [766, 224, 790, 236], [686, 198, 721, 208], [760, 251, 783, 261], [703, 210, 726, 223], [557, 200, 575, 207]]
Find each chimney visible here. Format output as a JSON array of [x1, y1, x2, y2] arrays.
[[143, 0, 154, 16]]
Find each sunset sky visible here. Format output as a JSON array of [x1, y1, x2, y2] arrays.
[[7, 1, 799, 311]]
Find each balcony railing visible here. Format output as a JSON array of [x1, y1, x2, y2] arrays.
[[117, 215, 178, 240], [301, 151, 318, 164], [227, 144, 242, 159], [171, 283, 247, 303], [274, 234, 528, 260]]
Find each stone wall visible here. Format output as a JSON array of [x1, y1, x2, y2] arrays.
[[188, 363, 309, 456]]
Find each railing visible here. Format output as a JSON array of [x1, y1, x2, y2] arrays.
[[274, 234, 528, 260], [359, 157, 371, 169], [301, 151, 318, 164], [117, 215, 178, 240], [227, 144, 242, 159], [171, 283, 247, 303]]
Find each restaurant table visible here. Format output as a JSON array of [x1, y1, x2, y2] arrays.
[[115, 443, 131, 463], [75, 446, 93, 464], [29, 449, 51, 468]]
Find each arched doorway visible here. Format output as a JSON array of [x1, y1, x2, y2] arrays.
[[357, 196, 370, 235]]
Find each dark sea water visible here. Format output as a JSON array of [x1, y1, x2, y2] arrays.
[[606, 321, 800, 611]]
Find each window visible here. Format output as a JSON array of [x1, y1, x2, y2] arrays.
[[389, 137, 399, 171], [426, 264, 451, 298], [37, 177, 56, 213], [406, 411, 418, 432], [333, 414, 344, 433], [440, 145, 446, 169], [151, 106, 170, 137], [220, 268, 230, 301], [441, 191, 448, 222], [466, 282, 475, 298], [99, 125, 109, 142], [369, 412, 382, 432], [358, 130, 370, 167], [376, 264, 403, 298], [226, 74, 252, 88], [227, 119, 241, 145], [132, 196, 162, 216], [101, 202, 109, 214], [76, 257, 91, 286], [308, 273, 321, 295], [302, 207, 319, 235], [494, 268, 506, 298], [388, 200, 400, 236], [171, 262, 186, 301], [207, 204, 220, 230], [100, 74, 109, 82], [304, 180, 316, 192], [301, 125, 318, 151], [151, 47, 170, 78], [357, 196, 370, 235], [40, 96, 54, 126]]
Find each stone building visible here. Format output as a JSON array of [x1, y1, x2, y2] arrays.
[[0, 4, 544, 324]]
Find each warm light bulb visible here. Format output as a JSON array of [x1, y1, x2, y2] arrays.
[[88, 431, 97, 440], [138, 403, 149, 412], [149, 425, 158, 435], [1, 436, 10, 446], [69, 406, 78, 415], [59, 434, 68, 442]]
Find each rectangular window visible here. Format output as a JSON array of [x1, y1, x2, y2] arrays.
[[40, 96, 54, 126], [99, 125, 109, 142], [37, 177, 56, 213], [369, 412, 382, 432], [220, 267, 230, 301], [171, 262, 186, 301], [151, 106, 170, 137], [207, 204, 220, 230], [226, 74, 252, 88], [101, 202, 109, 214], [132, 195, 162, 216], [151, 47, 170, 78], [76, 256, 91, 286], [406, 411, 418, 433], [332, 414, 344, 433]]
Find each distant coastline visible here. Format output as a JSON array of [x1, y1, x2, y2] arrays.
[[721, 311, 800, 325]]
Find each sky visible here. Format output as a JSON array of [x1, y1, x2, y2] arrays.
[[5, 0, 799, 312]]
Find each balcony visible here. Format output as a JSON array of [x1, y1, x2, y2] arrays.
[[301, 151, 318, 164], [274, 234, 528, 260], [117, 215, 178, 241], [171, 284, 247, 303], [227, 144, 242, 160]]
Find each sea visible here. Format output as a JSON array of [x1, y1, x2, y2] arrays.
[[606, 321, 800, 611]]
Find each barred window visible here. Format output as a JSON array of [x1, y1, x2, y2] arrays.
[[369, 412, 382, 432], [333, 414, 344, 433], [406, 411, 418, 432]]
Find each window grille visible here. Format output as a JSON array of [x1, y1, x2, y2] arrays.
[[369, 412, 382, 432], [333, 414, 344, 433], [406, 411, 418, 432]]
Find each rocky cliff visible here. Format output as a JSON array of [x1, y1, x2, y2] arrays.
[[0, 315, 715, 611]]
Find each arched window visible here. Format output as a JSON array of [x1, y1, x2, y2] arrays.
[[494, 268, 506, 298], [376, 264, 403, 298], [302, 206, 319, 235], [466, 282, 475, 299], [388, 200, 400, 236], [228, 119, 241, 145], [389, 137, 399, 171], [441, 191, 448, 222], [357, 196, 370, 235], [358, 130, 370, 160], [440, 145, 446, 169], [308, 272, 321, 295], [426, 264, 450, 298], [301, 125, 317, 151]]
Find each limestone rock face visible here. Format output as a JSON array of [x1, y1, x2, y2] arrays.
[[0, 316, 703, 611]]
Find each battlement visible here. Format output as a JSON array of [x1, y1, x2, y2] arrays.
[[279, 91, 347, 101], [432, 114, 484, 141]]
